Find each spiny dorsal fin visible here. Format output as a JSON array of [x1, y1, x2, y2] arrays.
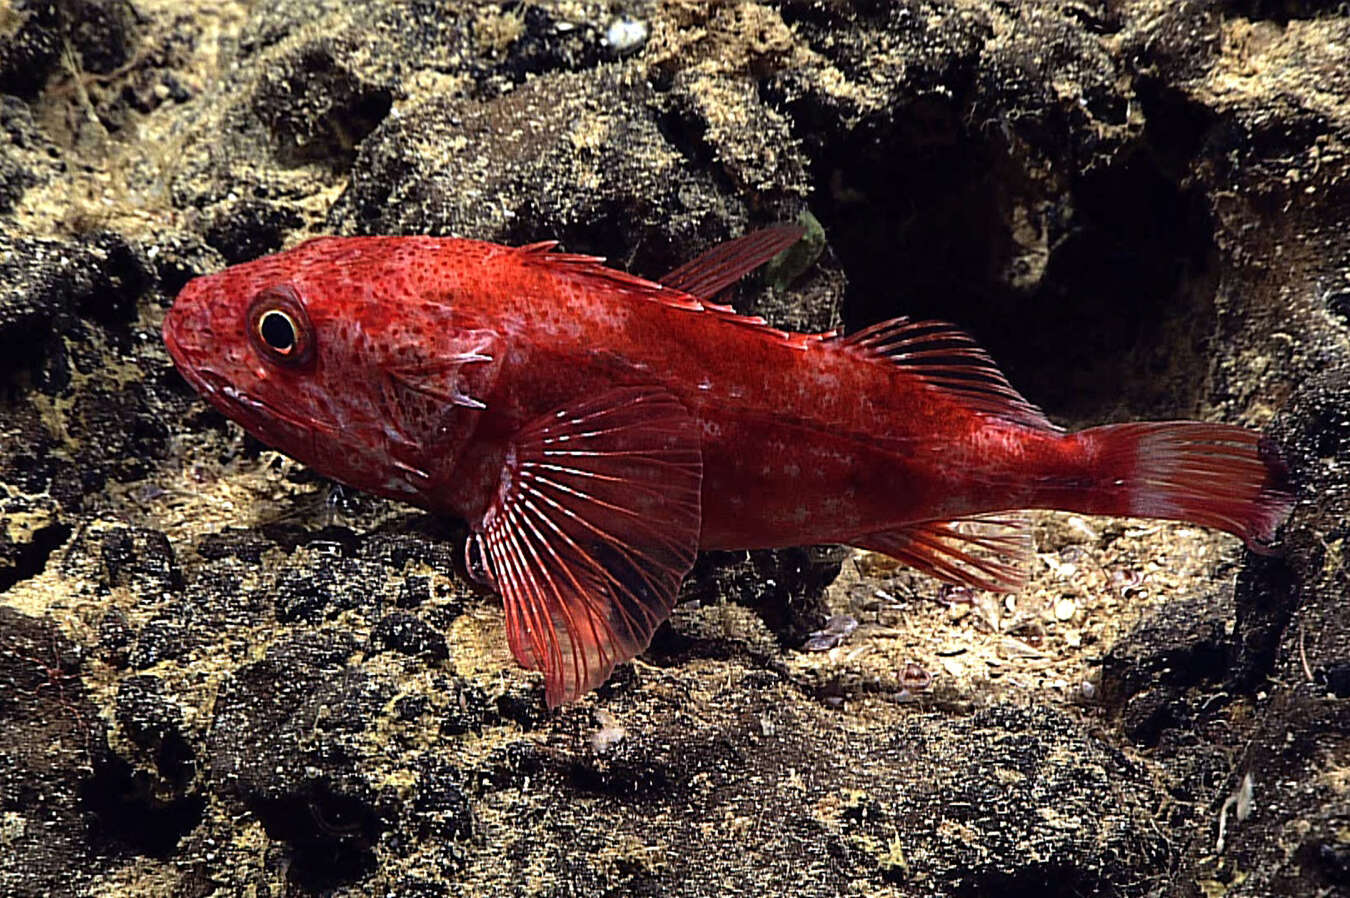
[[517, 243, 693, 305], [519, 230, 825, 352], [831, 318, 1060, 432]]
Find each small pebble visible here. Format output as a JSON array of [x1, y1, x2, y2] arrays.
[[590, 709, 626, 753], [1054, 597, 1077, 621], [1066, 516, 1097, 539], [900, 661, 931, 691], [605, 17, 648, 54]]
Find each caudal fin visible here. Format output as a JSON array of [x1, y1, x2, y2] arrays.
[[1069, 422, 1294, 553]]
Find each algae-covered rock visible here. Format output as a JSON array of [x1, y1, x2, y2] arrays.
[[1, 1, 1348, 897]]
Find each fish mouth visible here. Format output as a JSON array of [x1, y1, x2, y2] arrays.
[[190, 368, 338, 449]]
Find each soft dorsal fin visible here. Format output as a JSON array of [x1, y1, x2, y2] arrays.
[[855, 514, 1032, 593], [659, 224, 806, 300], [831, 318, 1060, 432], [469, 386, 703, 707]]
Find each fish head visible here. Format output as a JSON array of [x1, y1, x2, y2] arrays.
[[164, 236, 499, 503]]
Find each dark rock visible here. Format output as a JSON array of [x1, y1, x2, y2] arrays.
[[679, 546, 845, 649], [328, 65, 767, 269], [0, 232, 149, 381], [394, 574, 431, 608], [437, 680, 493, 738], [494, 682, 547, 731], [359, 525, 461, 577], [250, 39, 392, 168], [100, 526, 180, 592], [371, 610, 449, 661], [202, 198, 304, 265], [96, 606, 133, 666], [0, 1, 61, 97], [408, 757, 472, 841], [0, 145, 35, 214], [0, 608, 107, 897], [1098, 589, 1233, 740], [205, 631, 393, 891], [62, 0, 141, 76], [128, 616, 191, 668], [271, 552, 372, 623], [196, 528, 272, 565]]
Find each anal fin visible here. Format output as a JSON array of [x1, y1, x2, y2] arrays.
[[855, 513, 1031, 593], [471, 386, 704, 707]]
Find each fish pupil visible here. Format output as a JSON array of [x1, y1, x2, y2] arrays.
[[260, 310, 296, 353]]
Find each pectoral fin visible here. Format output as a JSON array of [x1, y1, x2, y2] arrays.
[[469, 386, 704, 707]]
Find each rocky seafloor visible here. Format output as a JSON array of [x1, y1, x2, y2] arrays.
[[1, 1, 1348, 896]]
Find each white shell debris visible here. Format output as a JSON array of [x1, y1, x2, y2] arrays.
[[605, 17, 649, 55], [589, 709, 626, 753], [803, 614, 858, 652]]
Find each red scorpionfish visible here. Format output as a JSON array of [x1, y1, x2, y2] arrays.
[[163, 225, 1294, 707]]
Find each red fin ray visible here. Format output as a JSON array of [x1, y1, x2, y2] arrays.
[[659, 224, 806, 300], [519, 226, 825, 350], [1066, 422, 1293, 553], [473, 386, 703, 706], [832, 318, 1060, 432], [855, 513, 1032, 593]]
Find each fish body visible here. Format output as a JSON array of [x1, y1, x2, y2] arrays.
[[164, 227, 1293, 706]]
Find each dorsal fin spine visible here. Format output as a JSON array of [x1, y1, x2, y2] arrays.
[[520, 239, 824, 351]]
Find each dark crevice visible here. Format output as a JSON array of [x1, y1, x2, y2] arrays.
[[83, 754, 205, 858], [248, 787, 383, 892], [1325, 288, 1350, 326], [795, 94, 1218, 423], [0, 521, 72, 592], [1223, 0, 1350, 23], [950, 866, 1112, 898], [1134, 75, 1216, 180]]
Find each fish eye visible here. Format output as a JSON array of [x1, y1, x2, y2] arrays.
[[246, 285, 315, 367], [258, 310, 297, 353]]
